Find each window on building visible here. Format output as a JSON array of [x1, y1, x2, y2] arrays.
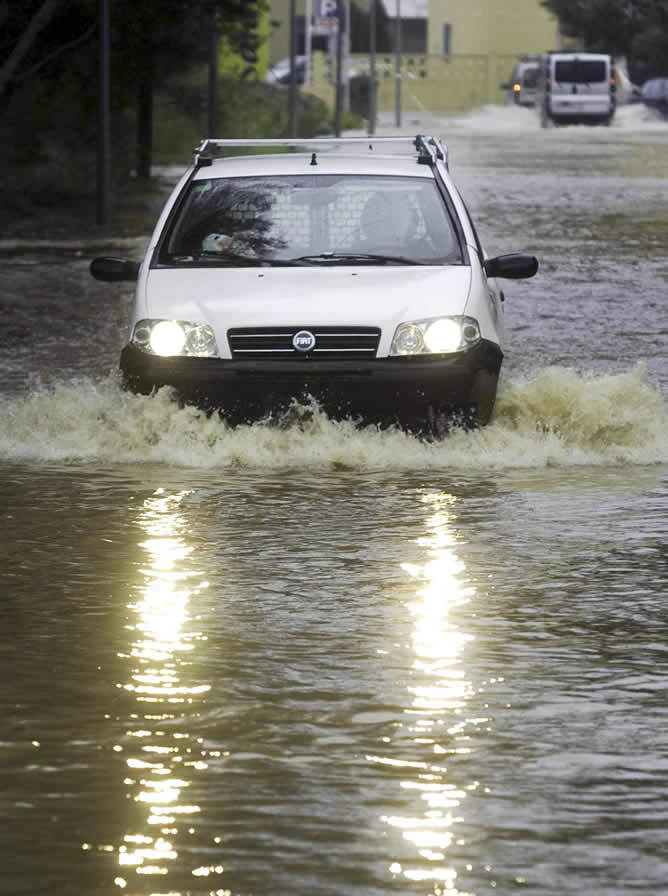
[[443, 24, 452, 57]]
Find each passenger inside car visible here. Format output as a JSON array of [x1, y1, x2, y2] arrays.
[[201, 232, 257, 257], [357, 191, 436, 258], [167, 175, 461, 264]]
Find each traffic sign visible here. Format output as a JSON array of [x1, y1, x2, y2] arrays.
[[316, 0, 339, 29]]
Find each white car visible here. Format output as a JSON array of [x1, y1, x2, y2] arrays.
[[502, 57, 541, 107], [91, 136, 538, 433], [267, 55, 307, 86]]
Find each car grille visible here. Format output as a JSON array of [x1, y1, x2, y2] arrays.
[[227, 326, 381, 360]]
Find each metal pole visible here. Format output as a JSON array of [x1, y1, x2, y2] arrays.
[[344, 0, 351, 113], [368, 0, 376, 134], [305, 0, 312, 86], [96, 0, 111, 226], [207, 18, 219, 137], [288, 0, 298, 137], [334, 2, 344, 135], [394, 0, 401, 128]]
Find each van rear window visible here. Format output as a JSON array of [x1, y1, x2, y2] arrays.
[[554, 60, 606, 83]]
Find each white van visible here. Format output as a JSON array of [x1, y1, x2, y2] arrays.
[[537, 53, 616, 126]]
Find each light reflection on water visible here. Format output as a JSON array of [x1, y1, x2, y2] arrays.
[[114, 488, 218, 889], [369, 492, 478, 894], [107, 484, 492, 895], [1, 109, 667, 896]]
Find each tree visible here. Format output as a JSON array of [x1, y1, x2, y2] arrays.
[[540, 0, 668, 76], [630, 1, 668, 76], [349, 0, 393, 53], [0, 0, 59, 99], [0, 0, 268, 176]]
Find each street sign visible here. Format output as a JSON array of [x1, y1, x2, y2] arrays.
[[316, 0, 339, 29]]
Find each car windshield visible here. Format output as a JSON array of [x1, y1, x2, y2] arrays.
[[522, 67, 538, 87], [160, 174, 463, 266], [641, 78, 668, 99], [554, 60, 606, 83]]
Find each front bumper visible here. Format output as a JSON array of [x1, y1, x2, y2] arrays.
[[120, 340, 503, 430]]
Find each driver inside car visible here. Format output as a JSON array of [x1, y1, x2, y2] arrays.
[[201, 232, 257, 258], [356, 191, 428, 258]]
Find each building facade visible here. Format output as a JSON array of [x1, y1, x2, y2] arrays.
[[427, 0, 558, 57], [267, 0, 560, 115]]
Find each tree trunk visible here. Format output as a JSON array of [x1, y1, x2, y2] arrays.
[[0, 0, 59, 98], [136, 50, 153, 179]]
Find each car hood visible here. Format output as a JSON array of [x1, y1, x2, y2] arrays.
[[142, 266, 473, 358]]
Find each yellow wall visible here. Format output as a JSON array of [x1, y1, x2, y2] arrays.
[[306, 50, 524, 115], [269, 0, 558, 64], [278, 0, 560, 116], [270, 0, 307, 64], [427, 0, 558, 56]]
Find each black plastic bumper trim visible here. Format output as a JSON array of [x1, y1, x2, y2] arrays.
[[120, 339, 503, 428]]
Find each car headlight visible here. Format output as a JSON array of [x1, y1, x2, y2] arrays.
[[131, 319, 219, 357], [389, 316, 481, 356]]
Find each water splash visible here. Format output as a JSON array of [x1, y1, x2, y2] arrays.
[[404, 102, 668, 134], [0, 365, 665, 469]]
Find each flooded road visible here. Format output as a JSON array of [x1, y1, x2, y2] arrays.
[[1, 105, 667, 896]]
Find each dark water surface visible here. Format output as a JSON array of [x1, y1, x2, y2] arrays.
[[1, 106, 667, 896]]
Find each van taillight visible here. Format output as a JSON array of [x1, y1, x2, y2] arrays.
[[545, 77, 551, 92]]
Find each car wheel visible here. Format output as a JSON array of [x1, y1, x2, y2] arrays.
[[424, 405, 479, 439]]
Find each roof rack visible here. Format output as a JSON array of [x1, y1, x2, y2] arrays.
[[193, 135, 448, 170]]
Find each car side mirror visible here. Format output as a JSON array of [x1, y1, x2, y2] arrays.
[[484, 253, 538, 279], [90, 256, 140, 282]]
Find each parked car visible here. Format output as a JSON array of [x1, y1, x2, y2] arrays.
[[267, 55, 308, 85], [90, 136, 538, 434], [639, 77, 668, 119], [501, 56, 542, 107], [536, 52, 616, 126]]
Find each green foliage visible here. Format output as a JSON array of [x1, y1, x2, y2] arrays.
[[349, 0, 394, 53], [631, 15, 668, 76], [141, 73, 334, 166], [540, 0, 668, 75], [1, 0, 339, 204], [1, 0, 271, 161]]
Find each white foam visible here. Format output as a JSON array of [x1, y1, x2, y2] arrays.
[[0, 364, 665, 470], [382, 101, 668, 135]]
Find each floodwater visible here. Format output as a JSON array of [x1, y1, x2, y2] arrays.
[[1, 104, 667, 896]]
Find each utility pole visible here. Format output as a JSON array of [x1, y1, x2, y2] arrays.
[[305, 0, 312, 85], [368, 0, 376, 135], [207, 16, 219, 137], [96, 0, 111, 226], [288, 0, 298, 136], [394, 0, 401, 128], [344, 0, 351, 113], [334, 2, 345, 135]]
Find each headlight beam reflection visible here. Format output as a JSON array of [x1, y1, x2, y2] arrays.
[[115, 489, 210, 882], [376, 492, 477, 893]]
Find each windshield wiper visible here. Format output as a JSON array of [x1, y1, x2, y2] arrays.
[[194, 251, 264, 266], [169, 253, 318, 267], [167, 252, 263, 266], [168, 252, 432, 267], [286, 252, 429, 266]]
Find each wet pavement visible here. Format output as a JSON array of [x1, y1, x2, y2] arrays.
[[1, 103, 667, 896]]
